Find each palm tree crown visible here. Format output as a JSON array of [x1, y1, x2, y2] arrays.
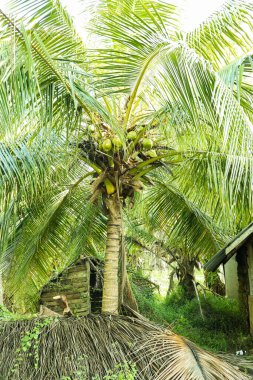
[[1, 0, 253, 312]]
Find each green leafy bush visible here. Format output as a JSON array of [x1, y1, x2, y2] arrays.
[[0, 304, 35, 321], [134, 285, 251, 352]]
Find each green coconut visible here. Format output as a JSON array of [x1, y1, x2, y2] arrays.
[[127, 131, 137, 140], [112, 136, 122, 149], [146, 149, 157, 158], [88, 124, 95, 133], [102, 139, 112, 152], [142, 138, 153, 150]]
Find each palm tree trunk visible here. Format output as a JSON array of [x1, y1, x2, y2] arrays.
[[117, 207, 139, 313], [177, 259, 196, 299], [123, 273, 139, 311], [0, 272, 3, 305], [102, 194, 121, 314], [166, 269, 176, 296]]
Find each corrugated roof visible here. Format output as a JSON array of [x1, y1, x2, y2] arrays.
[[204, 222, 253, 272]]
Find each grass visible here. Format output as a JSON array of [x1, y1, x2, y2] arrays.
[[134, 284, 252, 353]]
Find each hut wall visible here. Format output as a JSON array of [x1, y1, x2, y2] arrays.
[[40, 259, 90, 317], [224, 255, 239, 300]]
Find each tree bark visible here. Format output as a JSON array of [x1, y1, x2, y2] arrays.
[[166, 269, 176, 296], [123, 273, 139, 312], [118, 232, 139, 312], [204, 270, 225, 296], [102, 194, 121, 314], [0, 272, 3, 306], [177, 260, 196, 299], [179, 273, 195, 299]]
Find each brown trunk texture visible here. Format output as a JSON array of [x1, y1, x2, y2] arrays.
[[0, 272, 3, 306], [123, 273, 139, 312], [102, 195, 121, 314], [177, 260, 196, 299]]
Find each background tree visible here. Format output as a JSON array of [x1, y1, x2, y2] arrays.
[[125, 186, 227, 298]]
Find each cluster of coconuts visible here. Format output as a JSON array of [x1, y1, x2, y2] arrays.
[[125, 131, 157, 158], [102, 136, 122, 152], [87, 124, 156, 157]]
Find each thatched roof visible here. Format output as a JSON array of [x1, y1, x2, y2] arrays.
[[204, 222, 253, 272], [0, 315, 249, 379]]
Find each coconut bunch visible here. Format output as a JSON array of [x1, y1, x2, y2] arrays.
[[77, 122, 162, 201], [83, 122, 156, 157]]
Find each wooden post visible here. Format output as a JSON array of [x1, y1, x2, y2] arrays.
[[236, 245, 250, 331], [247, 241, 253, 335], [248, 296, 253, 335]]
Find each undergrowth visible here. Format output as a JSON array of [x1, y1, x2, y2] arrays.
[[134, 284, 251, 353], [0, 305, 34, 321], [61, 361, 137, 380]]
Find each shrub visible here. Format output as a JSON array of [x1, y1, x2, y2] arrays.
[[134, 285, 251, 352]]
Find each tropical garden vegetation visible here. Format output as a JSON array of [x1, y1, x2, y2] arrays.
[[1, 0, 253, 378]]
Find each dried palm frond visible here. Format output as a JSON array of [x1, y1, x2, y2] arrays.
[[0, 315, 249, 379]]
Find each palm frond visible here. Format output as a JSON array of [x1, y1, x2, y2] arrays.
[[3, 167, 106, 309], [88, 0, 179, 112], [143, 180, 226, 257], [144, 46, 253, 205], [218, 52, 253, 122], [0, 316, 248, 379], [135, 329, 246, 379], [174, 149, 253, 231], [186, 0, 253, 70], [0, 2, 113, 123]]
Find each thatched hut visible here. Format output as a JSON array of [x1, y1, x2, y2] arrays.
[[205, 222, 253, 334], [39, 257, 103, 316]]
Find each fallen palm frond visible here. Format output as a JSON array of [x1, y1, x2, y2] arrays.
[[218, 354, 253, 377], [0, 315, 249, 380]]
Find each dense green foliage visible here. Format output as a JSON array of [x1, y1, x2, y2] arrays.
[[135, 285, 250, 353], [1, 0, 253, 312]]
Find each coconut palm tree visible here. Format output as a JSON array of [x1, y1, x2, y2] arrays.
[[1, 0, 253, 315]]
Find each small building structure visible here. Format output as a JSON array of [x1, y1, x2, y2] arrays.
[[40, 257, 103, 317], [204, 222, 253, 334]]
